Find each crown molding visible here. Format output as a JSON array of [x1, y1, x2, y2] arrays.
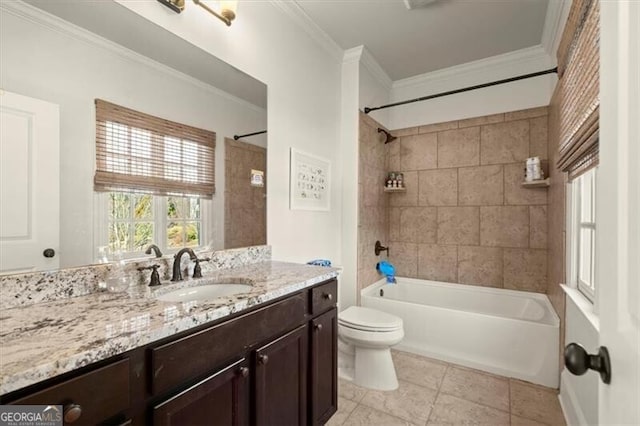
[[269, 0, 344, 64], [359, 46, 393, 91], [0, 0, 266, 114], [343, 46, 363, 64], [392, 44, 554, 90], [541, 0, 571, 57]]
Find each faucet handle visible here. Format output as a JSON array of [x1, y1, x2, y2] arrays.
[[138, 264, 162, 286], [192, 257, 210, 279]]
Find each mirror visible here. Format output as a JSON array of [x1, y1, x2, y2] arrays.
[[0, 0, 267, 273]]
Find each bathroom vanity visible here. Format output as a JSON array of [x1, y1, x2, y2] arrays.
[[0, 260, 338, 426]]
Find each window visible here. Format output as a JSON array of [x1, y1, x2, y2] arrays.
[[101, 191, 204, 256], [570, 168, 597, 301], [93, 100, 214, 257]]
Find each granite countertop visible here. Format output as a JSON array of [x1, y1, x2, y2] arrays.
[[0, 261, 339, 395]]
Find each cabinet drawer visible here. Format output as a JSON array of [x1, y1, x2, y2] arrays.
[[311, 280, 337, 315], [151, 292, 307, 395], [12, 358, 130, 425]]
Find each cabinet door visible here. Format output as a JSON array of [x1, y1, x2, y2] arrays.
[[310, 308, 338, 425], [153, 358, 249, 426], [254, 325, 308, 426]]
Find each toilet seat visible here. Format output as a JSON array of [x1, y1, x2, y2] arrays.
[[338, 306, 403, 332]]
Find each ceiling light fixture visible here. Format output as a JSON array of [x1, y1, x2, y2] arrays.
[[156, 0, 238, 26]]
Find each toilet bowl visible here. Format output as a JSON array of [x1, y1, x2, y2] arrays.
[[338, 306, 404, 391]]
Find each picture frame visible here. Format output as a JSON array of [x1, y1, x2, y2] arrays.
[[290, 148, 331, 211]]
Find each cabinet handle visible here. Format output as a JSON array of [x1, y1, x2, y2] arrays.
[[237, 366, 249, 378], [63, 403, 82, 424], [314, 323, 323, 332], [257, 354, 269, 365], [323, 293, 333, 301]]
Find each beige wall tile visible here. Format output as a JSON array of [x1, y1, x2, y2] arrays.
[[361, 164, 386, 207], [389, 171, 418, 207], [510, 380, 566, 426], [458, 113, 505, 129], [437, 127, 480, 168], [428, 394, 510, 426], [387, 139, 401, 171], [417, 244, 458, 282], [504, 163, 548, 205], [418, 120, 458, 134], [393, 126, 420, 137], [458, 165, 504, 206], [480, 206, 529, 248], [458, 246, 503, 287], [437, 207, 480, 245], [400, 133, 438, 171], [388, 242, 418, 277], [439, 366, 509, 412], [504, 249, 548, 292], [504, 106, 548, 121], [399, 207, 437, 244], [389, 207, 401, 241], [529, 116, 549, 160], [481, 120, 530, 165], [418, 169, 458, 206], [530, 206, 548, 249]]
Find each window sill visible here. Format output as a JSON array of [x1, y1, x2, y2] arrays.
[[561, 284, 600, 332]]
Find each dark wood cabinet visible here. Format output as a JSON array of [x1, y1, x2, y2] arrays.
[[153, 358, 249, 426], [2, 279, 338, 426], [310, 308, 338, 425], [254, 325, 308, 426]]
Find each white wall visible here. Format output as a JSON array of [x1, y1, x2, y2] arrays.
[[560, 296, 599, 425], [387, 47, 557, 130], [0, 8, 266, 267], [115, 1, 343, 265], [339, 51, 360, 310]]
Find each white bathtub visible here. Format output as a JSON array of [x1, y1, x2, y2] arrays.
[[361, 277, 560, 388]]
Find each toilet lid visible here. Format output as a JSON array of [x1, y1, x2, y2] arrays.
[[338, 306, 403, 331]]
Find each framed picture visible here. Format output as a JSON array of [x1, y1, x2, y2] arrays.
[[290, 148, 331, 211]]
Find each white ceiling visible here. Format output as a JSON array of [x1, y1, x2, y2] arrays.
[[296, 0, 550, 81], [23, 0, 268, 109]]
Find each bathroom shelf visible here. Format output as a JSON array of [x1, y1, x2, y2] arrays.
[[521, 178, 550, 188], [383, 187, 406, 193]]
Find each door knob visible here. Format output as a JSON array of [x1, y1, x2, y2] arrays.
[[314, 323, 323, 332], [564, 343, 611, 384], [257, 354, 269, 365], [43, 248, 55, 258], [63, 403, 82, 423]]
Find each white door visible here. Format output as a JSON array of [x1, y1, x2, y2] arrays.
[[0, 90, 60, 273], [598, 1, 640, 424]]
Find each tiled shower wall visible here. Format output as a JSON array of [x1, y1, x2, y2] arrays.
[[357, 113, 389, 294], [385, 107, 550, 292]]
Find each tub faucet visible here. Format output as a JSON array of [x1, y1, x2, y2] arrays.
[[145, 244, 163, 258], [171, 248, 197, 281]]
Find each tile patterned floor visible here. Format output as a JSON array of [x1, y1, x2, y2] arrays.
[[328, 350, 566, 426]]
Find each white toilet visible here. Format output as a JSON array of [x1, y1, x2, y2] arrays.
[[338, 306, 404, 391]]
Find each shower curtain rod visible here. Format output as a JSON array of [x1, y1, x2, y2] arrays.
[[364, 67, 558, 114], [233, 130, 267, 140]]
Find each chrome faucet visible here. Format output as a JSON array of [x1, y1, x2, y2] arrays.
[[171, 248, 197, 281], [145, 244, 163, 258]]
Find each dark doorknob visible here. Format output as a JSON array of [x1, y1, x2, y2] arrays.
[[43, 248, 55, 258], [564, 343, 611, 384]]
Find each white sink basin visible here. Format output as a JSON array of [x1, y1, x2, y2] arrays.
[[156, 284, 253, 303]]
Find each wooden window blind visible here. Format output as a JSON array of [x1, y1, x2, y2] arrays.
[[556, 0, 599, 180], [94, 99, 216, 198]]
